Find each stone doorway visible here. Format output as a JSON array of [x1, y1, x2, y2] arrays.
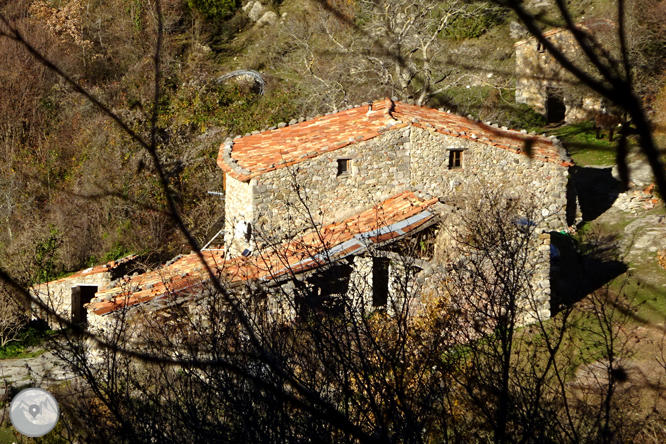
[[546, 89, 566, 123], [71, 285, 97, 323]]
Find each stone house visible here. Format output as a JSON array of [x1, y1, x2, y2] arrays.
[[514, 19, 615, 123], [218, 98, 577, 258]]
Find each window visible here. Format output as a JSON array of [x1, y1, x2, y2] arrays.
[[448, 150, 463, 169], [372, 257, 390, 307], [337, 158, 351, 176]]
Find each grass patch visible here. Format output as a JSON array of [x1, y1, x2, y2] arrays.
[[0, 427, 15, 444], [619, 266, 666, 325], [545, 121, 618, 166], [0, 327, 56, 360]]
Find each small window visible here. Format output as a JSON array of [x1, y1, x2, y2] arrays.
[[449, 150, 463, 169], [337, 159, 350, 176]]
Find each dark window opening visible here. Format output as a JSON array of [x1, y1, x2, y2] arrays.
[[337, 159, 350, 176], [297, 263, 353, 318], [245, 223, 253, 242], [373, 257, 390, 307], [448, 150, 463, 169], [546, 91, 566, 123], [71, 285, 97, 324]]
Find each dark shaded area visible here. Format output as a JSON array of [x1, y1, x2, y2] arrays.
[[372, 257, 390, 307], [297, 262, 353, 317], [550, 232, 627, 313], [71, 285, 97, 324], [546, 92, 566, 123], [571, 166, 623, 221]]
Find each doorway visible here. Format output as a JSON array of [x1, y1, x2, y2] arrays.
[[546, 89, 566, 123], [71, 285, 98, 323]]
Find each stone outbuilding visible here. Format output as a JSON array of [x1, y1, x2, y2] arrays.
[[514, 19, 616, 123], [31, 255, 138, 327]]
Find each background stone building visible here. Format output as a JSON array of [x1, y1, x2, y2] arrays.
[[514, 20, 615, 123]]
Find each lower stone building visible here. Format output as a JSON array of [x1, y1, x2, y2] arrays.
[[30, 255, 138, 327]]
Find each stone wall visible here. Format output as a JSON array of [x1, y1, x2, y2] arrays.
[[409, 127, 571, 231], [248, 129, 411, 240], [223, 174, 255, 255], [515, 31, 601, 123], [32, 272, 111, 327], [520, 233, 552, 324], [347, 254, 419, 316]]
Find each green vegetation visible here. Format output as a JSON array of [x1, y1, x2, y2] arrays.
[[441, 4, 505, 40], [0, 427, 15, 444], [33, 228, 62, 284], [0, 327, 55, 360], [188, 0, 239, 20], [164, 82, 300, 136], [545, 121, 618, 166]]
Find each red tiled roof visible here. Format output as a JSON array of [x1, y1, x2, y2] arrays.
[[217, 99, 571, 181], [88, 191, 438, 315], [32, 255, 138, 292]]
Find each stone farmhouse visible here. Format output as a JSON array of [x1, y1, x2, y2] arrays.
[[219, 98, 577, 257], [515, 19, 615, 123], [33, 98, 580, 337]]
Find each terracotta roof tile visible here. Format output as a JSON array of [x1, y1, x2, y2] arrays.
[[32, 255, 138, 292], [88, 191, 437, 315], [218, 99, 570, 181]]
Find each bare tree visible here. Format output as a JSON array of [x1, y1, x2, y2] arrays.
[[0, 283, 27, 347]]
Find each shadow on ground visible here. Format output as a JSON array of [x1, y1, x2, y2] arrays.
[[550, 231, 628, 313], [572, 166, 624, 221]]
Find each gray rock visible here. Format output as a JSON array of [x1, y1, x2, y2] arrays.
[[528, 0, 552, 9], [510, 21, 528, 39], [248, 2, 264, 21], [612, 158, 655, 188], [257, 11, 278, 27], [242, 1, 255, 12]]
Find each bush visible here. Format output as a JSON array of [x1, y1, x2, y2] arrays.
[[441, 4, 505, 40], [163, 80, 300, 136], [430, 86, 545, 131], [188, 0, 239, 20]]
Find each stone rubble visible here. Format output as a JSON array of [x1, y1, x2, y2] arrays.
[[612, 185, 659, 213]]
